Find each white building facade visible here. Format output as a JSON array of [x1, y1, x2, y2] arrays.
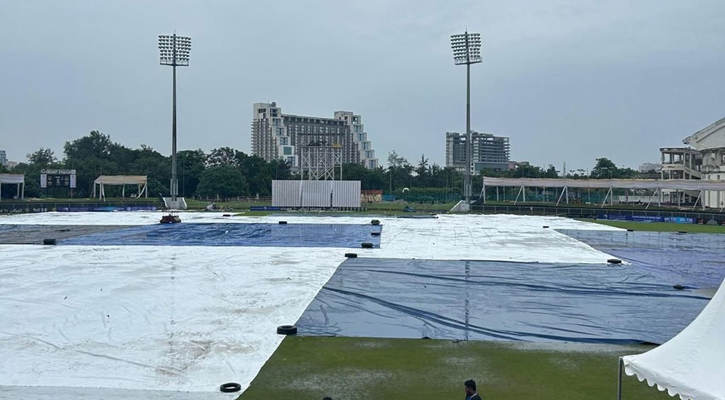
[[251, 102, 378, 170]]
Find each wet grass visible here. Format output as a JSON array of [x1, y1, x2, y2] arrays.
[[238, 337, 671, 400], [584, 219, 725, 234]]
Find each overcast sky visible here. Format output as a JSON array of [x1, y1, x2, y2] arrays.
[[2, 0, 725, 172]]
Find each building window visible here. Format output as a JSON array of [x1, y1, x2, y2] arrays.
[[283, 147, 292, 155]]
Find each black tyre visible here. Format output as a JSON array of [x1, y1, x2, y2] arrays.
[[543, 226, 549, 229], [371, 232, 381, 236], [361, 242, 373, 248], [345, 253, 358, 258], [277, 325, 297, 335], [279, 221, 287, 225], [220, 382, 241, 392], [607, 258, 622, 264], [371, 219, 380, 225], [43, 238, 57, 245]]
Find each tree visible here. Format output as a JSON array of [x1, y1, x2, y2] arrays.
[[206, 147, 239, 167], [27, 148, 56, 166], [544, 165, 559, 178], [64, 131, 114, 161], [415, 154, 429, 176], [196, 165, 247, 199], [590, 158, 617, 179], [387, 150, 408, 169], [177, 149, 206, 197]]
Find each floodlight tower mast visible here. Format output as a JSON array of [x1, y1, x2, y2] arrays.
[[451, 31, 482, 209], [159, 34, 191, 205]]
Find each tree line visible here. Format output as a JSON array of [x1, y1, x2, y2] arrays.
[[1, 130, 651, 200]]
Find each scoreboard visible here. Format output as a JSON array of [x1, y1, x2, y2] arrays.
[[40, 169, 76, 189]]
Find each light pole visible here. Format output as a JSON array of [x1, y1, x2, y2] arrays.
[[451, 31, 482, 209], [159, 33, 191, 206]]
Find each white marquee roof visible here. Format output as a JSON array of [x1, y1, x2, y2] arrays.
[[623, 279, 725, 400], [93, 175, 147, 185], [482, 177, 725, 191], [0, 174, 24, 185]]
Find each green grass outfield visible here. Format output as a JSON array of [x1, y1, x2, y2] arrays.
[[239, 337, 669, 400], [584, 219, 725, 234]]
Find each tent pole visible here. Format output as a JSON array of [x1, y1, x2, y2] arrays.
[[601, 188, 612, 209], [482, 181, 486, 205], [617, 357, 623, 400], [692, 190, 702, 212], [513, 186, 523, 205], [556, 186, 566, 206]]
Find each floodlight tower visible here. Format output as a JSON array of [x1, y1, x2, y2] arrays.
[[451, 31, 482, 209], [159, 34, 191, 206]]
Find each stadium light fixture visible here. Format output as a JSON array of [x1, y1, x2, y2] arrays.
[[158, 34, 191, 205], [450, 31, 482, 208]]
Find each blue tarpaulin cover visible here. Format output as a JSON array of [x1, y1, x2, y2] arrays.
[[559, 229, 725, 288], [0, 223, 382, 248], [296, 257, 709, 344]]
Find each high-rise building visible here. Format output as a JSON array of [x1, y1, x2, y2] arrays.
[[251, 102, 378, 170], [0, 150, 7, 167], [445, 131, 510, 172]]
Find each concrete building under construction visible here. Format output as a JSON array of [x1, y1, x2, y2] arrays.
[[446, 131, 510, 173], [660, 117, 725, 208]]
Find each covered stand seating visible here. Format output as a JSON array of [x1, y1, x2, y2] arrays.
[[92, 175, 148, 200], [482, 177, 725, 211], [618, 279, 725, 400], [0, 174, 25, 201]]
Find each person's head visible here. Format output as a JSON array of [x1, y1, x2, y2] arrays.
[[464, 379, 477, 395]]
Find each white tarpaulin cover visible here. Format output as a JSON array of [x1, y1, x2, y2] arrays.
[[622, 278, 725, 400], [0, 213, 620, 399]]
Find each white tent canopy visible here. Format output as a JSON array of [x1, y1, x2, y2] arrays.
[[93, 175, 148, 199], [619, 279, 725, 400], [0, 174, 25, 200]]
